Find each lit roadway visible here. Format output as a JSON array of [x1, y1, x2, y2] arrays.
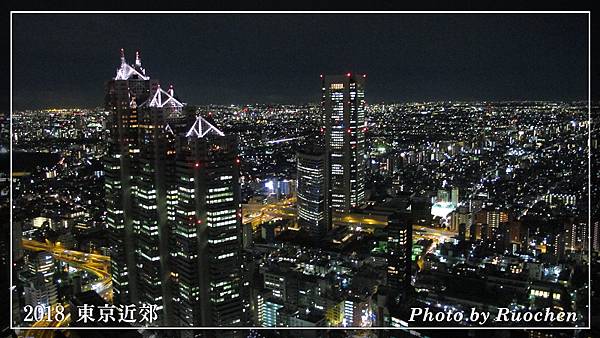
[[413, 225, 456, 243], [21, 239, 112, 337], [242, 196, 297, 230], [241, 196, 456, 246]]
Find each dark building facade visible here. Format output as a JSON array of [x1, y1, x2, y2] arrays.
[[386, 212, 412, 300], [296, 150, 328, 238]]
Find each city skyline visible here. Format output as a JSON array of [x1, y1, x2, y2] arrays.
[[6, 12, 595, 337], [12, 13, 589, 110], [9, 47, 591, 330]]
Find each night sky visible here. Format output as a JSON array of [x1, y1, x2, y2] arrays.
[[12, 13, 588, 109]]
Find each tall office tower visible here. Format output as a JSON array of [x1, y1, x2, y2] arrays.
[[386, 213, 412, 300], [106, 50, 244, 328], [105, 49, 156, 305], [451, 187, 459, 206], [132, 83, 185, 322], [296, 149, 328, 238], [486, 208, 508, 234], [21, 251, 58, 310], [592, 219, 599, 253], [564, 221, 588, 252], [170, 116, 243, 328], [322, 74, 367, 219]]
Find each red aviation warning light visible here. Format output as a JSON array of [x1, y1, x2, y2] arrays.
[[346, 72, 351, 77], [194, 162, 200, 168]]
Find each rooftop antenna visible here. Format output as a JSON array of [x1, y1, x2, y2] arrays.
[[155, 84, 162, 106], [115, 48, 149, 81], [135, 50, 142, 67]]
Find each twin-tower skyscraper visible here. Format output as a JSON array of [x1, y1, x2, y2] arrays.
[[104, 50, 243, 329]]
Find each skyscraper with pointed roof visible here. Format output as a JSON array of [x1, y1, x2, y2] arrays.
[[105, 49, 157, 308], [105, 50, 243, 327], [169, 118, 243, 327]]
